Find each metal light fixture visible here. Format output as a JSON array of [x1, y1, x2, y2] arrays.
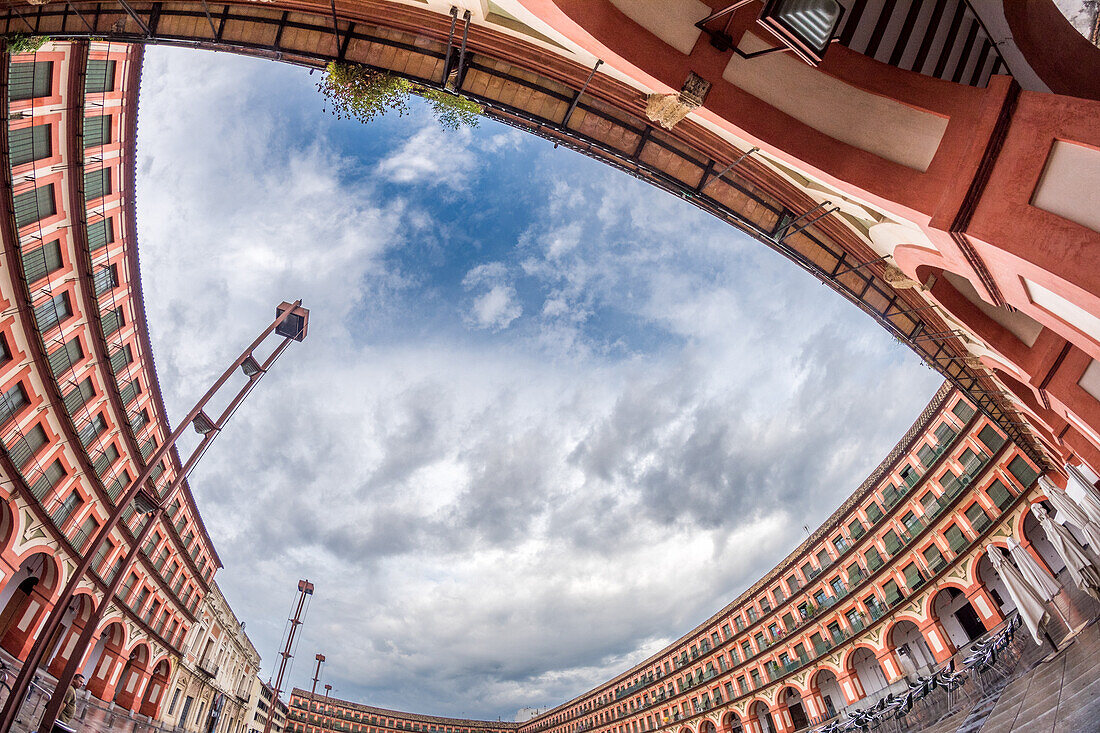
[[276, 301, 310, 342], [696, 0, 843, 66], [758, 0, 844, 66]]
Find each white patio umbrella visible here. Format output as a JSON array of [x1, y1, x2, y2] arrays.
[[1006, 537, 1069, 627], [1031, 503, 1100, 601], [985, 545, 1048, 645], [1066, 464, 1100, 528], [1039, 476, 1100, 552]]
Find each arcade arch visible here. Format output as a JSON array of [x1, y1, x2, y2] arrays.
[[139, 657, 172, 717], [931, 588, 985, 650], [778, 687, 808, 731], [746, 701, 777, 733], [0, 551, 61, 656], [720, 712, 742, 733], [809, 669, 842, 721], [113, 641, 151, 710], [887, 620, 935, 676], [44, 592, 96, 676], [846, 647, 888, 700], [84, 620, 126, 700]]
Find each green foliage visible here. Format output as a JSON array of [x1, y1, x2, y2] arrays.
[[5, 35, 50, 55], [318, 62, 481, 130]]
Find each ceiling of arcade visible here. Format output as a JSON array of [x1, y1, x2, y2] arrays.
[[0, 0, 1052, 467]]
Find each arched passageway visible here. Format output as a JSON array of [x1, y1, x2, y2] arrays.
[[810, 669, 842, 721], [45, 592, 96, 676], [932, 588, 985, 649], [0, 551, 60, 656], [699, 721, 716, 733], [721, 712, 743, 733], [747, 702, 777, 733], [113, 642, 151, 710], [888, 620, 935, 676], [779, 687, 808, 731], [848, 647, 889, 699], [139, 658, 171, 717], [84, 621, 126, 701]]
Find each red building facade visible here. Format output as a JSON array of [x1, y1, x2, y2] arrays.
[[280, 385, 1060, 733], [0, 40, 219, 717]]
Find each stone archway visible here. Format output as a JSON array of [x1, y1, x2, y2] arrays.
[[747, 701, 777, 733], [139, 658, 171, 717], [887, 620, 935, 676], [809, 669, 842, 721], [0, 551, 61, 657], [84, 620, 127, 701], [976, 550, 1018, 617], [114, 642, 151, 710], [931, 588, 985, 649], [779, 687, 808, 731], [45, 591, 97, 676], [847, 647, 888, 699], [720, 711, 743, 733]]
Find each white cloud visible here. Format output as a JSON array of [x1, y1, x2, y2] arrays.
[[470, 285, 522, 330], [135, 45, 944, 722], [376, 125, 476, 188]]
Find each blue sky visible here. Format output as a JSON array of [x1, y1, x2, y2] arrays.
[[134, 46, 943, 719]]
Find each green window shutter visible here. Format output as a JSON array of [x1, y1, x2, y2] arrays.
[[1008, 456, 1039, 489], [866, 502, 883, 523], [110, 344, 133, 374], [101, 306, 124, 337], [978, 425, 1006, 453], [9, 124, 51, 166], [9, 61, 53, 100], [62, 377, 96, 415], [48, 338, 83, 377], [87, 217, 114, 250], [13, 184, 56, 228], [34, 292, 71, 331], [965, 503, 991, 532], [5, 423, 47, 468], [952, 400, 976, 422], [884, 530, 901, 555], [84, 114, 111, 147], [865, 547, 883, 571], [917, 444, 937, 468], [945, 524, 967, 552], [21, 239, 63, 284], [78, 413, 107, 447], [84, 168, 111, 201], [94, 265, 118, 295], [987, 479, 1013, 510], [883, 579, 902, 605], [847, 518, 865, 539], [85, 60, 117, 93], [141, 438, 157, 459], [29, 459, 65, 502], [119, 380, 139, 406], [923, 544, 946, 572], [934, 422, 957, 444], [93, 444, 119, 477]]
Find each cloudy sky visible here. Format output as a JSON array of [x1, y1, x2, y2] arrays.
[[134, 46, 943, 720]]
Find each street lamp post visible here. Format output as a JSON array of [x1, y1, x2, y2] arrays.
[[0, 301, 309, 733], [322, 685, 333, 733], [310, 654, 326, 733]]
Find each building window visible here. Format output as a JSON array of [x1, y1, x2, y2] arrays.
[[33, 291, 72, 332], [5, 422, 48, 468], [84, 114, 112, 147], [13, 184, 56, 228], [9, 123, 51, 166], [21, 239, 63, 285], [964, 503, 992, 533], [88, 216, 115, 250], [0, 381, 30, 425], [977, 425, 1006, 453], [923, 543, 946, 573], [29, 459, 66, 502], [865, 546, 883, 571], [1007, 456, 1039, 489], [94, 264, 119, 295], [101, 306, 125, 338], [944, 523, 967, 553], [847, 518, 865, 539], [110, 343, 133, 374], [934, 421, 957, 445], [86, 59, 117, 93], [47, 337, 83, 377], [62, 377, 96, 415], [9, 61, 53, 100], [866, 501, 884, 523], [84, 168, 112, 201], [952, 400, 976, 422], [917, 443, 937, 468], [78, 412, 107, 447], [986, 479, 1014, 510]]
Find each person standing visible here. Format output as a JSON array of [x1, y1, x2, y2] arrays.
[[59, 673, 85, 725]]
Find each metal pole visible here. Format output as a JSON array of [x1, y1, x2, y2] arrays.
[[262, 580, 314, 733], [309, 654, 325, 733], [322, 684, 332, 733], [33, 334, 297, 733], [0, 301, 306, 733]]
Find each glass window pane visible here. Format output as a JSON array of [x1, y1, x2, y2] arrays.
[[21, 239, 62, 284], [9, 124, 51, 166]]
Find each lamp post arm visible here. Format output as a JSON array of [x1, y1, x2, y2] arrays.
[[0, 301, 304, 733], [33, 326, 297, 733]]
